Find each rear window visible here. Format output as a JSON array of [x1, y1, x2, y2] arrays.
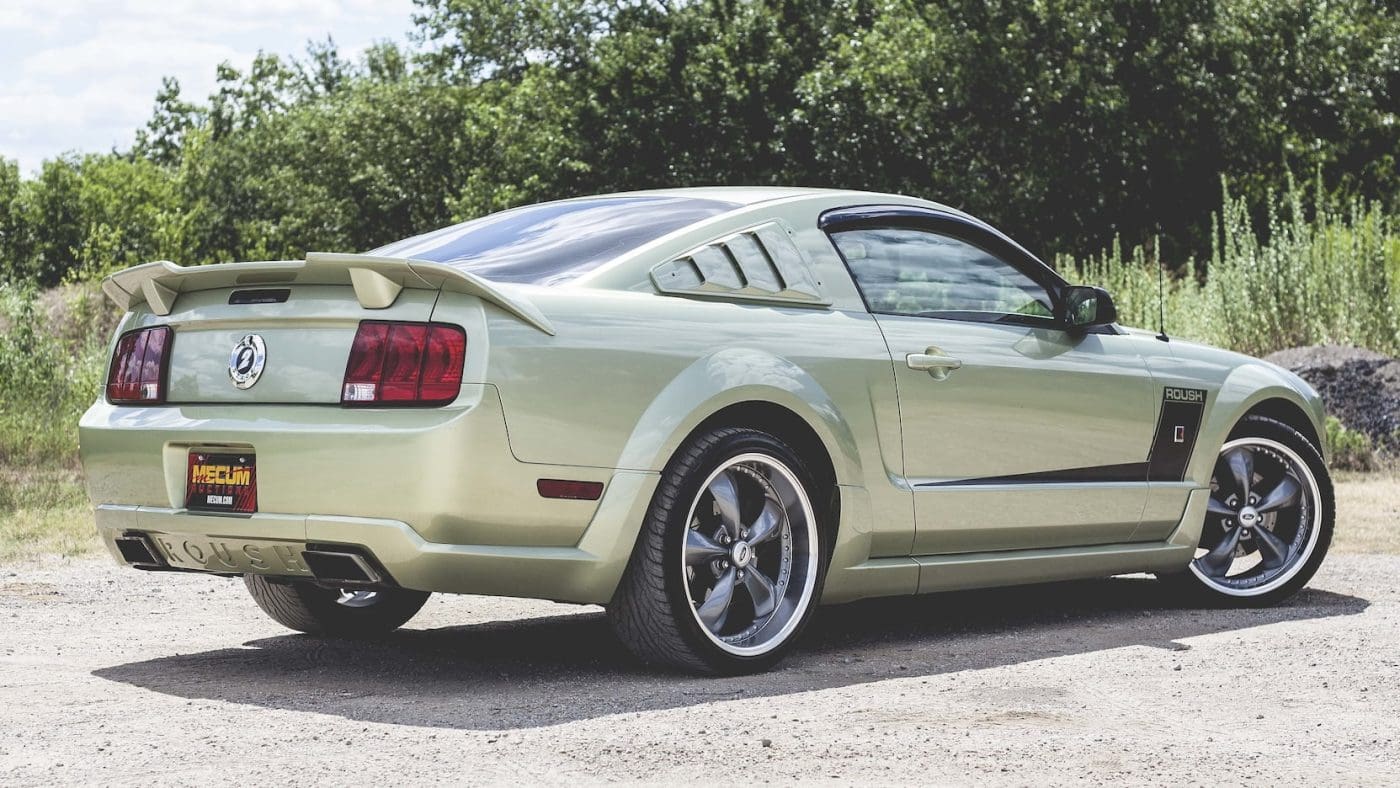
[[368, 196, 740, 285]]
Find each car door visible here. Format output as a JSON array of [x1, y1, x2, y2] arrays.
[[822, 206, 1159, 554]]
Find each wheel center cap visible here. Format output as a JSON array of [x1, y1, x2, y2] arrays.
[[1238, 506, 1260, 526], [730, 541, 753, 568]]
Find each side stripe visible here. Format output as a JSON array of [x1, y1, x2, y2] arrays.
[[915, 387, 1209, 488], [916, 462, 1149, 487]]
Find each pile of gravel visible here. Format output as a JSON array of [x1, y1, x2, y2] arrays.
[[1264, 345, 1400, 453]]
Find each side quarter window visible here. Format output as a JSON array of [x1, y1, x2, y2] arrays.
[[831, 227, 1055, 324]]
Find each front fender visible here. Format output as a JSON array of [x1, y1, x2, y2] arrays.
[[615, 347, 865, 484], [1187, 361, 1328, 485]]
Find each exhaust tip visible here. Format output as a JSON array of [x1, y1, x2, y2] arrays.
[[115, 534, 166, 568], [302, 549, 382, 585]]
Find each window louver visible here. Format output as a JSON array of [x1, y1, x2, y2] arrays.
[[650, 222, 829, 306]]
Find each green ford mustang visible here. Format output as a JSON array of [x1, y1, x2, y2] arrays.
[[81, 188, 1334, 674]]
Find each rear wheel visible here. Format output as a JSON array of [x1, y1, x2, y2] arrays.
[[244, 575, 430, 636], [1167, 415, 1333, 605], [608, 427, 828, 674]]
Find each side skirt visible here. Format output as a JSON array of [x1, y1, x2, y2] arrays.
[[914, 540, 1194, 595], [818, 488, 1209, 604]]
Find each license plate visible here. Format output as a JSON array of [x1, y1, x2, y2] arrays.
[[186, 451, 257, 513]]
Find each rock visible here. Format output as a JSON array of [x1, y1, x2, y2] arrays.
[[1264, 345, 1400, 453]]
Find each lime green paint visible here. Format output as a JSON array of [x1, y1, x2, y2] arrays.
[[80, 189, 1327, 606]]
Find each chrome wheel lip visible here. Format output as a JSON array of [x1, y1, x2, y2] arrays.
[[1189, 437, 1322, 597], [681, 452, 819, 658]]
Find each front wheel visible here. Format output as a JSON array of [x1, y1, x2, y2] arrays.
[[607, 427, 828, 674], [1167, 415, 1334, 606]]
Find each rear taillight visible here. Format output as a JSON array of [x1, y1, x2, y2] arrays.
[[341, 321, 466, 407], [106, 326, 173, 404]]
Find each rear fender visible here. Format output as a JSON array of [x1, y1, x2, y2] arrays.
[[616, 347, 863, 484], [602, 347, 903, 604]]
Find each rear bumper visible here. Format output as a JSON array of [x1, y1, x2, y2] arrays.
[[80, 384, 662, 604], [95, 466, 659, 604], [79, 384, 612, 548]]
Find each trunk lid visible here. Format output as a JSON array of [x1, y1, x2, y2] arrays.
[[159, 284, 438, 404]]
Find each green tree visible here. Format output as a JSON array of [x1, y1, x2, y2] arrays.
[[1210, 0, 1400, 211], [134, 77, 199, 167], [411, 0, 608, 80], [0, 159, 30, 281], [72, 155, 182, 276], [6, 0, 1400, 278], [17, 156, 85, 286]]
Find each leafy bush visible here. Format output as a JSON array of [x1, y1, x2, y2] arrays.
[[1064, 176, 1400, 357], [0, 284, 112, 559], [0, 284, 113, 466], [1325, 416, 1379, 472]]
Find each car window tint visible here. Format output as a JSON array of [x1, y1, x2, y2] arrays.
[[369, 196, 740, 286], [831, 227, 1054, 322]]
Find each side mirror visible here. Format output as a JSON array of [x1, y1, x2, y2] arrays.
[[1060, 285, 1117, 330]]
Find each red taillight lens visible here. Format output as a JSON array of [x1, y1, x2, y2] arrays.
[[342, 322, 389, 403], [380, 324, 428, 402], [106, 326, 173, 404], [420, 324, 468, 402], [342, 321, 466, 407]]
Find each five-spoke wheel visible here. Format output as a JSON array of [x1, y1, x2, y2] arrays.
[[608, 427, 827, 674], [1173, 415, 1333, 604], [682, 453, 819, 657]]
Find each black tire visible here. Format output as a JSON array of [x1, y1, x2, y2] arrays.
[[243, 575, 430, 636], [1161, 414, 1334, 606], [607, 427, 830, 675]]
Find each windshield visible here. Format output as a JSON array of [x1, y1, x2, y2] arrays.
[[369, 195, 740, 285]]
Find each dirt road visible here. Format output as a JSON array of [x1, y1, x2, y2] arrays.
[[2, 554, 1397, 785]]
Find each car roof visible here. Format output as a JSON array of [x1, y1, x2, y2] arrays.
[[610, 187, 1000, 231], [626, 186, 844, 205], [466, 186, 985, 230], [591, 186, 956, 211]]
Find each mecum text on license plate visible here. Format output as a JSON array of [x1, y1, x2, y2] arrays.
[[186, 451, 257, 513]]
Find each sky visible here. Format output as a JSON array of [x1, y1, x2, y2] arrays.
[[0, 0, 419, 174]]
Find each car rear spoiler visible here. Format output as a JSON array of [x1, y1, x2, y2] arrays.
[[99, 252, 555, 335]]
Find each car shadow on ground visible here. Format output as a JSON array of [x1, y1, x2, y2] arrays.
[[94, 577, 1368, 731]]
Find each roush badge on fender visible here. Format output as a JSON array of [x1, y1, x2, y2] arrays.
[[228, 334, 266, 389]]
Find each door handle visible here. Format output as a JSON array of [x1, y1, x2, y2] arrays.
[[906, 349, 962, 380]]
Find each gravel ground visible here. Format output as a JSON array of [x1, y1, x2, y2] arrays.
[[1, 554, 1398, 786]]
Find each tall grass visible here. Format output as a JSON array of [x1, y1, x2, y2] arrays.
[[0, 283, 115, 465], [0, 284, 116, 560], [1062, 177, 1400, 357]]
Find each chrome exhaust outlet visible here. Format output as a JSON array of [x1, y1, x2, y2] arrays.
[[115, 534, 166, 569], [301, 549, 382, 585]]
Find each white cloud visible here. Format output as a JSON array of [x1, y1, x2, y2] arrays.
[[0, 0, 417, 173], [0, 1, 87, 36], [22, 33, 246, 80]]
